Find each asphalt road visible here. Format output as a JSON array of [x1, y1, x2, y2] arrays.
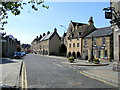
[[23, 54, 117, 89]]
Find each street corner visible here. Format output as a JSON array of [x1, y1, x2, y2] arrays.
[[79, 70, 119, 87]]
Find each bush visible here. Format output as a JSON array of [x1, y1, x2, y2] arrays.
[[93, 58, 100, 64], [68, 57, 74, 63]]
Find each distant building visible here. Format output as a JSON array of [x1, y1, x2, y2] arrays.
[[31, 28, 61, 55], [1, 33, 20, 58], [21, 44, 31, 53], [66, 17, 96, 58], [82, 27, 113, 60]]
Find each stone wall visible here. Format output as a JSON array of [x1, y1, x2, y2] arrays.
[[49, 33, 61, 55]]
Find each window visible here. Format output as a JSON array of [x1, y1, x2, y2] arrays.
[[73, 43, 75, 47], [69, 44, 71, 48], [102, 37, 106, 45], [79, 32, 81, 36], [104, 50, 107, 58], [93, 38, 96, 46], [77, 43, 79, 47], [84, 39, 87, 46]]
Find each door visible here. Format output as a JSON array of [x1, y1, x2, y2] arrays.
[[97, 51, 101, 58]]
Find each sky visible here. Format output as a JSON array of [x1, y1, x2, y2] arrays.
[[3, 2, 111, 44]]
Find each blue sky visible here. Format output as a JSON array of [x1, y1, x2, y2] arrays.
[[4, 2, 110, 44]]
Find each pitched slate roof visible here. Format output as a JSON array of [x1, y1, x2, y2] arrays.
[[71, 21, 86, 27], [44, 32, 54, 40], [85, 27, 112, 38], [40, 32, 54, 41], [72, 24, 89, 38]]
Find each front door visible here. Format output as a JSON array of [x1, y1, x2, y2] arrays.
[[97, 51, 101, 58]]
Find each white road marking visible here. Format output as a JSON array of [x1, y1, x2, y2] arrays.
[[53, 63, 62, 68]]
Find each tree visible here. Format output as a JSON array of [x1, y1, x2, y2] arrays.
[[17, 47, 21, 52], [0, 0, 49, 28], [59, 44, 67, 56]]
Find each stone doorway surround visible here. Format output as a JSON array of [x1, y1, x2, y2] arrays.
[[113, 28, 120, 71], [118, 35, 120, 61]]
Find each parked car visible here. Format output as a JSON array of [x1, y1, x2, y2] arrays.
[[21, 51, 26, 56], [14, 52, 22, 59]]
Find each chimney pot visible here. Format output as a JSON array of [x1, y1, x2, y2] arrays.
[[43, 33, 46, 36], [47, 31, 50, 35], [88, 16, 94, 25]]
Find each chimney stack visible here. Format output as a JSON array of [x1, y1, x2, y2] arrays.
[[39, 34, 42, 39], [88, 16, 94, 25], [54, 28, 57, 32], [47, 31, 50, 35], [36, 36, 38, 38], [43, 33, 46, 36]]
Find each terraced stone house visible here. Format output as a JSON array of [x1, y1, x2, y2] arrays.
[[31, 28, 61, 55], [82, 27, 113, 60]]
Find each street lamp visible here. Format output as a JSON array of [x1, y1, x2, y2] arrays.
[[60, 25, 67, 33]]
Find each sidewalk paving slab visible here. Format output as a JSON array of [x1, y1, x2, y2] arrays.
[[0, 58, 23, 88]]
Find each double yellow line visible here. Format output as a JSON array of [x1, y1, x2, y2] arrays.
[[21, 62, 28, 90]]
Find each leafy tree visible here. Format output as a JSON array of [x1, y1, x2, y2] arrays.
[[0, 0, 49, 28], [59, 44, 67, 56], [17, 46, 21, 52]]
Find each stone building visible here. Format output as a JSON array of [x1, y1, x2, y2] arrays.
[[61, 32, 67, 46], [31, 28, 61, 55], [82, 27, 113, 60], [66, 17, 96, 58], [1, 33, 20, 58], [21, 44, 31, 53], [31, 36, 41, 54], [110, 0, 120, 71]]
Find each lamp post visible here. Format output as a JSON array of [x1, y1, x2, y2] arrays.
[[60, 25, 67, 57], [60, 25, 67, 44]]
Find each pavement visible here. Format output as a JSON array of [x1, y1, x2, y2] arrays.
[[0, 55, 120, 89], [0, 58, 23, 89]]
